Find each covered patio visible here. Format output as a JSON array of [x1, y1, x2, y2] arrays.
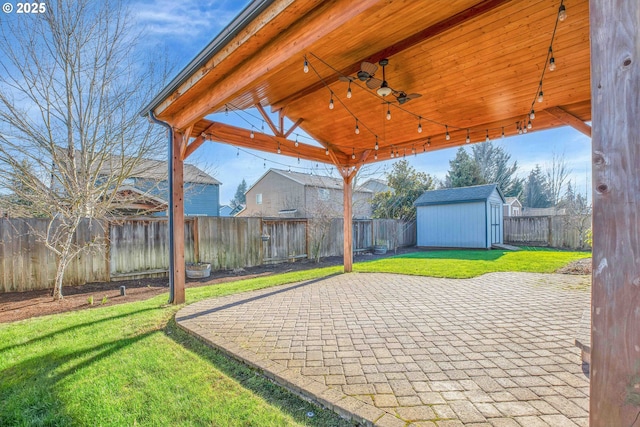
[[177, 272, 590, 426], [141, 0, 639, 425]]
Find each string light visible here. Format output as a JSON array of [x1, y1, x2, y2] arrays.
[[374, 152, 378, 160], [225, 106, 229, 116], [523, 121, 528, 133], [303, 59, 309, 73], [277, 142, 281, 154], [355, 119, 360, 134], [418, 117, 422, 133], [558, 3, 567, 21], [549, 47, 556, 71], [530, 110, 535, 120], [295, 135, 299, 147], [501, 127, 505, 138], [445, 125, 450, 141], [412, 145, 416, 155], [386, 105, 391, 120], [517, 123, 523, 135], [466, 129, 470, 144], [325, 147, 329, 155], [485, 130, 490, 143], [329, 95, 334, 110], [374, 136, 378, 151], [527, 120, 533, 129], [236, 147, 240, 157], [390, 147, 394, 158], [351, 148, 356, 160], [538, 91, 544, 103], [423, 144, 426, 152], [347, 83, 352, 99], [427, 137, 431, 147], [263, 160, 266, 169], [250, 129, 254, 139]]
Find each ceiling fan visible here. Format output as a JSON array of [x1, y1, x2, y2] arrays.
[[351, 58, 422, 103]]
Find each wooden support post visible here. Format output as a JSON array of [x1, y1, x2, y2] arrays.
[[589, 0, 640, 425], [171, 131, 186, 304], [342, 169, 354, 272]]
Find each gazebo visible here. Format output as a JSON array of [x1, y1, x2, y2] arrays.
[[140, 1, 638, 425]]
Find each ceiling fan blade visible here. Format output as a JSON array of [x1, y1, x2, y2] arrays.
[[338, 76, 354, 82], [366, 77, 382, 89], [360, 61, 377, 76], [406, 93, 422, 99]]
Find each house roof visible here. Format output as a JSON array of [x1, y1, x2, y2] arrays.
[[359, 179, 391, 193], [101, 157, 221, 185], [414, 184, 505, 207], [505, 197, 521, 206], [247, 168, 372, 193]]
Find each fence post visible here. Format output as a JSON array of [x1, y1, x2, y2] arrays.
[[193, 216, 200, 263], [548, 216, 553, 247]]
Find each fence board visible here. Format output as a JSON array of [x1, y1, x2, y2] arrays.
[[504, 215, 591, 249]]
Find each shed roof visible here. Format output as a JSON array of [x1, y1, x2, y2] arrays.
[[414, 184, 505, 206]]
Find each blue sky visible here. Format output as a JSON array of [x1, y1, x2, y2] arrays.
[[134, 0, 592, 205]]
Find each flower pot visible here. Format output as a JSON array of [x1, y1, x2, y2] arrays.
[[186, 262, 211, 279]]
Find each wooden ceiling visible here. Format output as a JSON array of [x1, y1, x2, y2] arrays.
[[152, 0, 591, 168]]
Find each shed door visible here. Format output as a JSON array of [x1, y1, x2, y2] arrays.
[[490, 203, 501, 244]]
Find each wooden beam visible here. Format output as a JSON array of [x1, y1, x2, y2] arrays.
[[170, 0, 379, 130], [203, 121, 349, 165], [589, 0, 640, 425], [255, 103, 281, 136], [180, 125, 193, 160], [544, 106, 592, 137], [171, 130, 186, 304], [283, 117, 304, 139], [270, 0, 510, 110], [278, 109, 285, 135], [184, 122, 217, 160], [341, 167, 355, 273]]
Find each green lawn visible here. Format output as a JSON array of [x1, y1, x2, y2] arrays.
[[0, 249, 589, 426], [355, 248, 589, 278]]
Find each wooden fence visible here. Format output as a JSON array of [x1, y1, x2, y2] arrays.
[[0, 217, 416, 292], [503, 215, 591, 249]]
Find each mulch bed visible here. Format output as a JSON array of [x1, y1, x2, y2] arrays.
[[0, 249, 416, 323]]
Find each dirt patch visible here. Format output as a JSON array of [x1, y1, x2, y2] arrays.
[[556, 258, 592, 275], [0, 248, 416, 324]]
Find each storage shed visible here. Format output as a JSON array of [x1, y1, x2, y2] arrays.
[[414, 184, 505, 249]]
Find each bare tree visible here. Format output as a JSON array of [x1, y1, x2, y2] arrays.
[[0, 1, 167, 299], [545, 151, 572, 207]]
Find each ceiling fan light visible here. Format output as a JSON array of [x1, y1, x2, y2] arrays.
[[377, 85, 392, 97], [357, 71, 369, 81]]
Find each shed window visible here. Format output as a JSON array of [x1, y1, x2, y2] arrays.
[[256, 193, 262, 205]]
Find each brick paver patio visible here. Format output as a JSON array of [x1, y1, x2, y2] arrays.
[[176, 272, 590, 426]]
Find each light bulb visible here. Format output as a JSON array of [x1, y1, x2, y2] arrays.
[[427, 138, 431, 147], [485, 131, 490, 143], [549, 57, 556, 71], [374, 153, 378, 160], [347, 85, 352, 99], [277, 146, 281, 154], [466, 129, 470, 144], [303, 59, 309, 73], [523, 127, 528, 134], [374, 139, 379, 151], [390, 150, 394, 158], [558, 4, 567, 21], [250, 130, 254, 139], [329, 97, 334, 110], [412, 146, 416, 154], [225, 106, 228, 116], [355, 123, 360, 134], [538, 91, 544, 103], [501, 127, 505, 138], [325, 148, 329, 155], [445, 133, 450, 141], [418, 119, 423, 133], [530, 110, 535, 120], [352, 153, 356, 159], [527, 120, 532, 129], [386, 108, 391, 120]]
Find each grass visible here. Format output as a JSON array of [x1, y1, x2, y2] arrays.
[[0, 249, 588, 426], [354, 248, 589, 278]]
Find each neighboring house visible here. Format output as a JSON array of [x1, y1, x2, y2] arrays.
[[358, 178, 392, 194], [101, 158, 221, 216], [414, 184, 505, 249], [239, 168, 373, 218], [503, 197, 523, 217], [219, 204, 243, 217]]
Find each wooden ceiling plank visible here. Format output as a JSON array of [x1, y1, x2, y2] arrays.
[[544, 106, 592, 137], [169, 0, 381, 130], [269, 0, 511, 111]]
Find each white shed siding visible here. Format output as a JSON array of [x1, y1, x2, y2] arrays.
[[416, 201, 486, 248]]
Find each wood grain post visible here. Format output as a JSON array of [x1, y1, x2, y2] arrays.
[[589, 0, 640, 425], [342, 170, 354, 272], [172, 131, 186, 304]]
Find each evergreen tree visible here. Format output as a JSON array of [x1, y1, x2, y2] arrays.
[[372, 160, 434, 221], [443, 147, 485, 188], [471, 141, 523, 197], [230, 179, 247, 208], [523, 165, 552, 208]]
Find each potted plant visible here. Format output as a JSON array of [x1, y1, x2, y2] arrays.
[[373, 239, 388, 254], [186, 253, 211, 279]]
